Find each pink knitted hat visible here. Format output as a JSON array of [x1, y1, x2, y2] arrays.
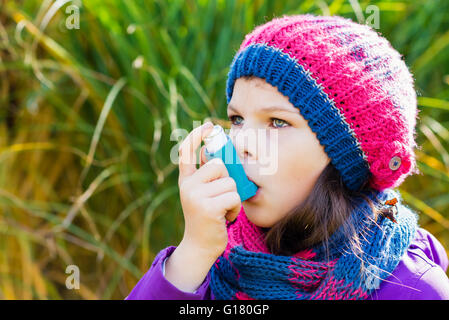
[[226, 14, 421, 192]]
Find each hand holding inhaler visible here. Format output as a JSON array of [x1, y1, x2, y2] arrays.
[[166, 122, 259, 292], [177, 122, 244, 259], [203, 124, 258, 202]]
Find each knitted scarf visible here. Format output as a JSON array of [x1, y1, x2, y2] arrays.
[[209, 188, 418, 300]]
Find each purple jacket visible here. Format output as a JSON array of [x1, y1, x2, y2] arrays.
[[126, 228, 449, 300]]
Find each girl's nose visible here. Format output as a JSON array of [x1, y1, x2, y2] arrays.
[[231, 126, 258, 163]]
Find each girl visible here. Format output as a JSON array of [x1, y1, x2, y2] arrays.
[[126, 14, 449, 300]]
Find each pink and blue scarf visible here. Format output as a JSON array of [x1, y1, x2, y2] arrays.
[[210, 189, 418, 300]]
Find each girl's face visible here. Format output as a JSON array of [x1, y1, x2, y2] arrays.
[[227, 77, 330, 228]]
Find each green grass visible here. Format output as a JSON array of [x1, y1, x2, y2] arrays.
[[1, 0, 449, 299]]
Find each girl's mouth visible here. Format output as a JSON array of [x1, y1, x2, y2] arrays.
[[246, 176, 261, 201], [247, 177, 260, 188], [247, 187, 262, 202]]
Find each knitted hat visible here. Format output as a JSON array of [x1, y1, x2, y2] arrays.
[[226, 14, 421, 192]]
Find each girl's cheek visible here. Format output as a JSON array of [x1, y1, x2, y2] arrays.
[[228, 128, 237, 143]]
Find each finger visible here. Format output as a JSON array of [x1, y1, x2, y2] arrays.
[[201, 177, 237, 198], [225, 204, 242, 222], [178, 122, 214, 182], [195, 157, 229, 183], [200, 145, 208, 168], [212, 191, 241, 221]]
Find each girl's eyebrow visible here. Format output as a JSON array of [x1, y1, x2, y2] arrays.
[[227, 104, 299, 115]]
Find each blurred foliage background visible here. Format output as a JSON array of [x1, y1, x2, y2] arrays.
[[1, 0, 449, 299]]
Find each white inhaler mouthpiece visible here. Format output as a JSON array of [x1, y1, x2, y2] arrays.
[[203, 125, 228, 153], [203, 124, 258, 201]]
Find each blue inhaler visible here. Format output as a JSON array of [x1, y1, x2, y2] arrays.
[[203, 124, 258, 201]]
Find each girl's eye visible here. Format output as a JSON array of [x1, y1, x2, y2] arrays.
[[228, 115, 289, 128], [272, 118, 288, 128], [228, 115, 243, 126]]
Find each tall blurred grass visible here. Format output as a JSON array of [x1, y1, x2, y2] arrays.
[[0, 0, 449, 299]]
